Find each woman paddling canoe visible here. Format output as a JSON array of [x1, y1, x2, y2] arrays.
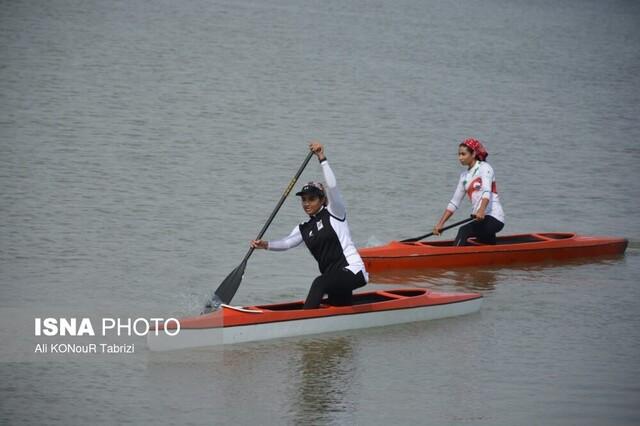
[[433, 138, 505, 246], [251, 142, 368, 308]]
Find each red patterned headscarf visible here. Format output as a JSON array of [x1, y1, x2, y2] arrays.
[[461, 138, 488, 161]]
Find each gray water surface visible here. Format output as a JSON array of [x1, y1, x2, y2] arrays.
[[2, 0, 640, 424]]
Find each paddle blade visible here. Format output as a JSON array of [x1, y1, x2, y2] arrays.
[[207, 260, 248, 310]]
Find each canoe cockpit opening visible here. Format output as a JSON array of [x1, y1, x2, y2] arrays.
[[256, 301, 306, 311], [401, 232, 579, 248], [408, 236, 545, 246], [537, 232, 575, 240], [406, 234, 576, 247], [483, 233, 573, 245], [253, 298, 383, 310], [350, 293, 397, 305], [383, 289, 426, 297], [408, 240, 456, 247], [487, 235, 546, 245], [254, 290, 424, 311]]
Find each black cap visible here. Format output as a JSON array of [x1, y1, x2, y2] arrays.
[[295, 183, 325, 197]]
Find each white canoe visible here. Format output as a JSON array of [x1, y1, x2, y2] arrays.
[[147, 288, 482, 351]]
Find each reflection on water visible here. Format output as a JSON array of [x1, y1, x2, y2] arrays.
[[369, 267, 499, 292], [144, 336, 359, 424], [368, 254, 628, 293], [290, 337, 357, 425]]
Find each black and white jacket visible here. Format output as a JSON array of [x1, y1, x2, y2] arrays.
[[267, 160, 368, 281]]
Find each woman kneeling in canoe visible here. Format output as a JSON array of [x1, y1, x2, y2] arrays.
[[433, 138, 505, 245], [251, 142, 368, 309]]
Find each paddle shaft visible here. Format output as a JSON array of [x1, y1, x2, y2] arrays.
[[242, 150, 314, 261], [401, 215, 475, 243], [213, 151, 315, 301]]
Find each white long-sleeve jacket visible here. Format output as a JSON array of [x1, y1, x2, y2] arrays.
[[447, 161, 505, 223]]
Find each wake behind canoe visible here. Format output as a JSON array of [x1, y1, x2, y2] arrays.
[[360, 232, 628, 273], [147, 289, 482, 351]]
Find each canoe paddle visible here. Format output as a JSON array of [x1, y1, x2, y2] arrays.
[[401, 215, 475, 243], [203, 151, 315, 313]]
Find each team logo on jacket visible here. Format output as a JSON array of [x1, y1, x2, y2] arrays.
[[316, 221, 323, 231]]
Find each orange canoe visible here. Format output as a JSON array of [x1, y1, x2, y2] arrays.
[[147, 288, 482, 351], [359, 233, 628, 273]]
